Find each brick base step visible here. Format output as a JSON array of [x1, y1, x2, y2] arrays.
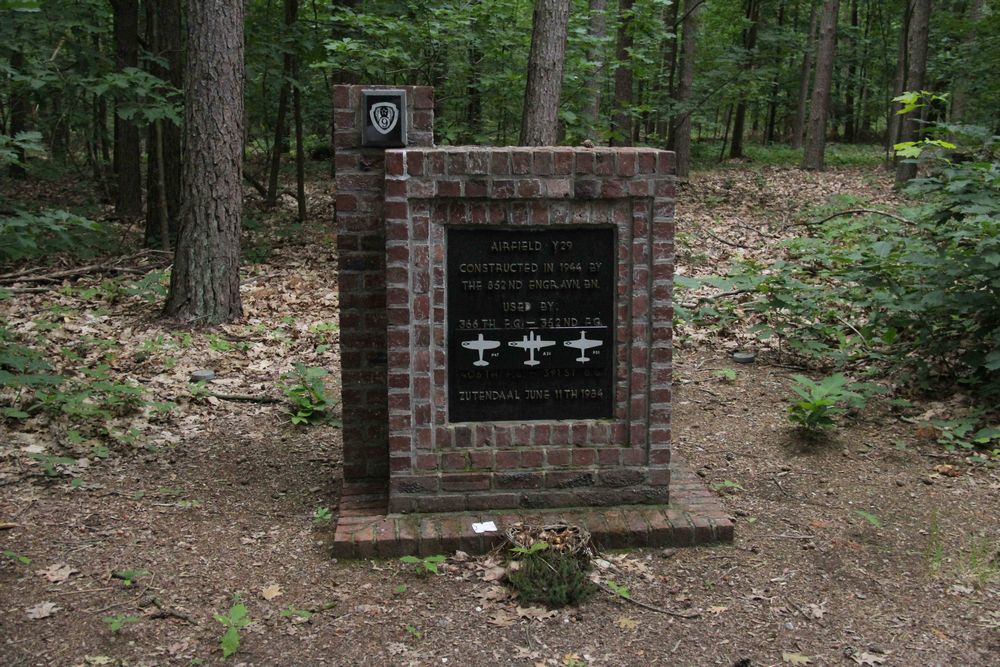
[[331, 459, 733, 559]]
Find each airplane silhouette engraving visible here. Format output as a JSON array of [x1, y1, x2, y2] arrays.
[[461, 333, 501, 366], [563, 331, 602, 362], [508, 331, 556, 366]]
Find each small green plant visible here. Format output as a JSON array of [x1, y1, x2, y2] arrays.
[[710, 479, 745, 494], [510, 541, 549, 556], [393, 584, 407, 595], [278, 363, 333, 424], [787, 373, 865, 432], [712, 368, 737, 382], [312, 507, 333, 525], [404, 624, 423, 640], [855, 510, 882, 529], [215, 596, 251, 659], [103, 614, 141, 632], [605, 580, 631, 600], [114, 568, 150, 587], [506, 551, 597, 607], [399, 554, 447, 575], [279, 606, 314, 619], [925, 511, 944, 574], [3, 549, 31, 566], [29, 453, 78, 477]]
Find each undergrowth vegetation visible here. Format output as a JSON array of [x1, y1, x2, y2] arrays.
[[679, 125, 1000, 453]]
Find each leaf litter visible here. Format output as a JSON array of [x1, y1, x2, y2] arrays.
[[0, 169, 997, 665]]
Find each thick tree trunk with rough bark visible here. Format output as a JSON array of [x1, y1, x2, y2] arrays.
[[610, 0, 634, 146], [165, 0, 245, 324], [672, 0, 700, 179], [801, 0, 839, 170], [145, 0, 183, 249], [583, 0, 607, 135], [111, 0, 143, 216], [520, 0, 571, 145], [895, 0, 931, 186]]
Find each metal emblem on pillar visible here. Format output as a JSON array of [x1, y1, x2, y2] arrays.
[[361, 89, 407, 148]]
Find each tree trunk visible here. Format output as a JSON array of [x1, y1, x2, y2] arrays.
[[801, 0, 839, 170], [165, 0, 245, 325], [842, 0, 858, 143], [729, 0, 761, 159], [672, 0, 700, 179], [520, 0, 571, 145], [292, 31, 306, 222], [764, 0, 786, 145], [111, 0, 143, 217], [145, 0, 183, 249], [886, 1, 911, 158], [610, 0, 634, 146], [949, 0, 982, 123], [267, 0, 299, 207], [895, 0, 931, 186], [792, 1, 818, 149], [7, 48, 28, 178], [583, 0, 607, 136]]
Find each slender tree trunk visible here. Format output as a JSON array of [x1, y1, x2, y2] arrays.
[[610, 0, 634, 146], [672, 0, 700, 178], [145, 0, 183, 249], [267, 0, 298, 207], [801, 0, 840, 170], [165, 0, 245, 324], [292, 39, 306, 221], [842, 0, 859, 142], [949, 0, 983, 122], [111, 0, 143, 216], [895, 0, 931, 186], [887, 1, 911, 158], [520, 0, 571, 145], [730, 0, 761, 159], [792, 1, 818, 148], [855, 0, 873, 139], [7, 48, 28, 178], [655, 0, 680, 141], [583, 0, 607, 136], [764, 0, 786, 145]]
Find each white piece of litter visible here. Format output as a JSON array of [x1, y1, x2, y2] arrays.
[[472, 521, 497, 534]]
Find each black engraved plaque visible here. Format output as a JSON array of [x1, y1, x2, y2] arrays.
[[447, 227, 616, 422], [361, 89, 407, 147]]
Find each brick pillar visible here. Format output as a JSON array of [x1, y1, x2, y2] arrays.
[[333, 85, 434, 483]]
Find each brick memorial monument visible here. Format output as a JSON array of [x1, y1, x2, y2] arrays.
[[332, 84, 732, 557]]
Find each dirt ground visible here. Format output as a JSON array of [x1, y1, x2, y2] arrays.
[[1, 166, 998, 666]]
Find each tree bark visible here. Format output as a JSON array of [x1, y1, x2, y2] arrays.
[[111, 0, 143, 216], [895, 0, 931, 186], [729, 0, 761, 159], [610, 0, 634, 146], [671, 0, 700, 179], [520, 0, 571, 145], [949, 0, 982, 123], [842, 0, 858, 142], [764, 0, 786, 145], [792, 1, 818, 149], [801, 0, 839, 170], [7, 48, 28, 178], [165, 0, 245, 325], [144, 0, 183, 249], [267, 0, 299, 207], [582, 0, 608, 136], [886, 1, 911, 158]]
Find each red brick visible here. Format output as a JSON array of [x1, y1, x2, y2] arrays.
[[519, 450, 544, 468], [546, 448, 571, 467], [511, 150, 532, 174], [385, 151, 404, 176], [413, 86, 434, 110], [441, 473, 490, 492], [572, 448, 597, 466], [495, 450, 519, 469]]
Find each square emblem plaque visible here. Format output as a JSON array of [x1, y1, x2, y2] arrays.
[[361, 89, 407, 148]]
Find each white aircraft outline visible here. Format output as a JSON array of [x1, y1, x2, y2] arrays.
[[563, 331, 602, 362], [508, 330, 556, 367], [461, 333, 501, 366]]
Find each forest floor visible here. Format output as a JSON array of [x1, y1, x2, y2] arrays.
[[1, 162, 998, 666]]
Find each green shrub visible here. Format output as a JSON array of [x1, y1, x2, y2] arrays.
[[278, 363, 333, 424], [505, 550, 596, 608]]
